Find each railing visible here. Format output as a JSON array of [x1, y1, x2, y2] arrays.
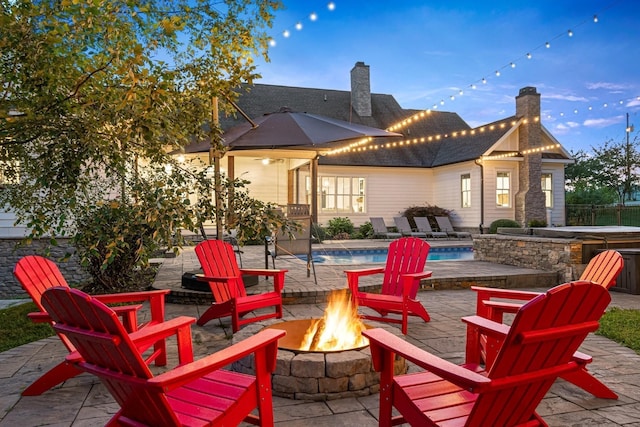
[[566, 204, 640, 226]]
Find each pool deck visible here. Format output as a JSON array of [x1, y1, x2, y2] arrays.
[[2, 239, 640, 426]]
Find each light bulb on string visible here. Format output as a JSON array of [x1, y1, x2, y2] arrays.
[[310, 12, 318, 21], [593, 15, 598, 23], [295, 21, 303, 30], [327, 2, 335, 11], [269, 39, 276, 47], [568, 29, 573, 37], [495, 70, 500, 76], [471, 84, 477, 89], [545, 42, 550, 48], [526, 52, 532, 59], [482, 78, 487, 84], [283, 30, 290, 38], [510, 62, 516, 68]]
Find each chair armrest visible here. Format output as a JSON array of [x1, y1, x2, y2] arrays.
[[93, 289, 170, 304], [240, 269, 287, 292], [148, 329, 285, 391], [344, 267, 385, 277], [129, 316, 196, 364], [95, 289, 170, 327], [239, 268, 288, 277], [363, 328, 490, 392], [471, 286, 541, 319], [28, 311, 52, 323], [345, 267, 385, 295], [461, 315, 510, 338], [402, 270, 433, 281]]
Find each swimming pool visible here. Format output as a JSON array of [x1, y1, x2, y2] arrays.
[[303, 246, 473, 265]]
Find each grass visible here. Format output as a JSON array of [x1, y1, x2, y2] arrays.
[[596, 307, 640, 354], [0, 302, 55, 353]]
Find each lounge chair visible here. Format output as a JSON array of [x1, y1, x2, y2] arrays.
[[393, 216, 427, 238], [435, 215, 472, 239], [414, 216, 448, 239], [370, 217, 402, 239]]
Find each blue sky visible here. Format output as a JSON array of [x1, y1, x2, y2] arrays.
[[251, 0, 640, 153]]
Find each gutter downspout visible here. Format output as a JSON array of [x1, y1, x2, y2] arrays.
[[475, 158, 484, 234]]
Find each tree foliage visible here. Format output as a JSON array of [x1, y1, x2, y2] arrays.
[[0, 0, 286, 289], [566, 135, 640, 205]]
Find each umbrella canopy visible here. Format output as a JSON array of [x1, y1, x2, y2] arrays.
[[222, 107, 401, 151]]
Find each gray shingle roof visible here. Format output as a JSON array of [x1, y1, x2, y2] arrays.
[[207, 83, 567, 167]]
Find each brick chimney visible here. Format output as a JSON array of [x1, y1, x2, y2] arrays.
[[514, 87, 547, 226], [350, 62, 372, 117]]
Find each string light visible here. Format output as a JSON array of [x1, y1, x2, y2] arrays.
[[480, 144, 562, 161], [332, 119, 553, 156], [268, 2, 336, 48], [384, 5, 619, 134]]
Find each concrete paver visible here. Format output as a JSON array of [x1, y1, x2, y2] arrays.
[[1, 239, 639, 426]]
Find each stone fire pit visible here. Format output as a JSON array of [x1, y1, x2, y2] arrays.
[[231, 319, 407, 401]]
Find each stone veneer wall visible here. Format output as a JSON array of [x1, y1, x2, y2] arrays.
[[0, 238, 88, 298], [473, 234, 584, 283]]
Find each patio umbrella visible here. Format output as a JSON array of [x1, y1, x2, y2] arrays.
[[222, 107, 401, 221], [221, 106, 401, 151], [183, 107, 401, 223]]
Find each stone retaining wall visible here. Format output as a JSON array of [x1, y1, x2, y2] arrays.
[[0, 238, 88, 298], [473, 234, 583, 283]]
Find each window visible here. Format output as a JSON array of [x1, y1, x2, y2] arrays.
[[461, 173, 471, 208], [496, 172, 510, 207], [309, 176, 366, 213], [541, 173, 553, 208]]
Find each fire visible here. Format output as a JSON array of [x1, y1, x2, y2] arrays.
[[300, 289, 368, 351]]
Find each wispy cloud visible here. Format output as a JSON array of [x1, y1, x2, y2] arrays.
[[586, 82, 631, 91], [627, 99, 640, 107], [583, 116, 625, 128], [544, 93, 589, 102]]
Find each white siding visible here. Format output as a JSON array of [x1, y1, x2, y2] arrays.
[[542, 163, 567, 226], [430, 162, 481, 229], [302, 166, 434, 227], [480, 159, 519, 227]]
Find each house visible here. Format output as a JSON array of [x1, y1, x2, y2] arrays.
[[181, 61, 572, 232]]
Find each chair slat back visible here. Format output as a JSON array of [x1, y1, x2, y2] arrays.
[[14, 255, 68, 311], [414, 217, 434, 233], [41, 287, 179, 425], [370, 217, 389, 234], [382, 237, 430, 298], [469, 281, 610, 425], [580, 250, 624, 288], [195, 240, 247, 301]]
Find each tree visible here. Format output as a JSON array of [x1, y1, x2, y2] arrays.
[[566, 137, 640, 206], [0, 1, 287, 289]]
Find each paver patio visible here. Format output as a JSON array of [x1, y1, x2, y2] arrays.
[[1, 240, 639, 426]]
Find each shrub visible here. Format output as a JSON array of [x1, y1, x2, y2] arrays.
[[489, 219, 521, 234], [354, 221, 374, 239], [326, 217, 355, 238], [403, 204, 451, 228], [528, 219, 547, 227]]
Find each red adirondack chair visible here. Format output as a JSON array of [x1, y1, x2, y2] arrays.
[[41, 286, 285, 427], [363, 281, 610, 427], [195, 239, 287, 332], [14, 255, 195, 396], [469, 249, 623, 399], [345, 237, 432, 334]]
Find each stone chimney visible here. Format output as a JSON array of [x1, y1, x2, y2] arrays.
[[514, 87, 547, 226], [350, 62, 372, 117]]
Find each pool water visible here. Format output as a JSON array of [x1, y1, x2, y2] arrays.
[[303, 246, 473, 265]]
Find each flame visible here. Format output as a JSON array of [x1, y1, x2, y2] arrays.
[[300, 289, 368, 351]]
